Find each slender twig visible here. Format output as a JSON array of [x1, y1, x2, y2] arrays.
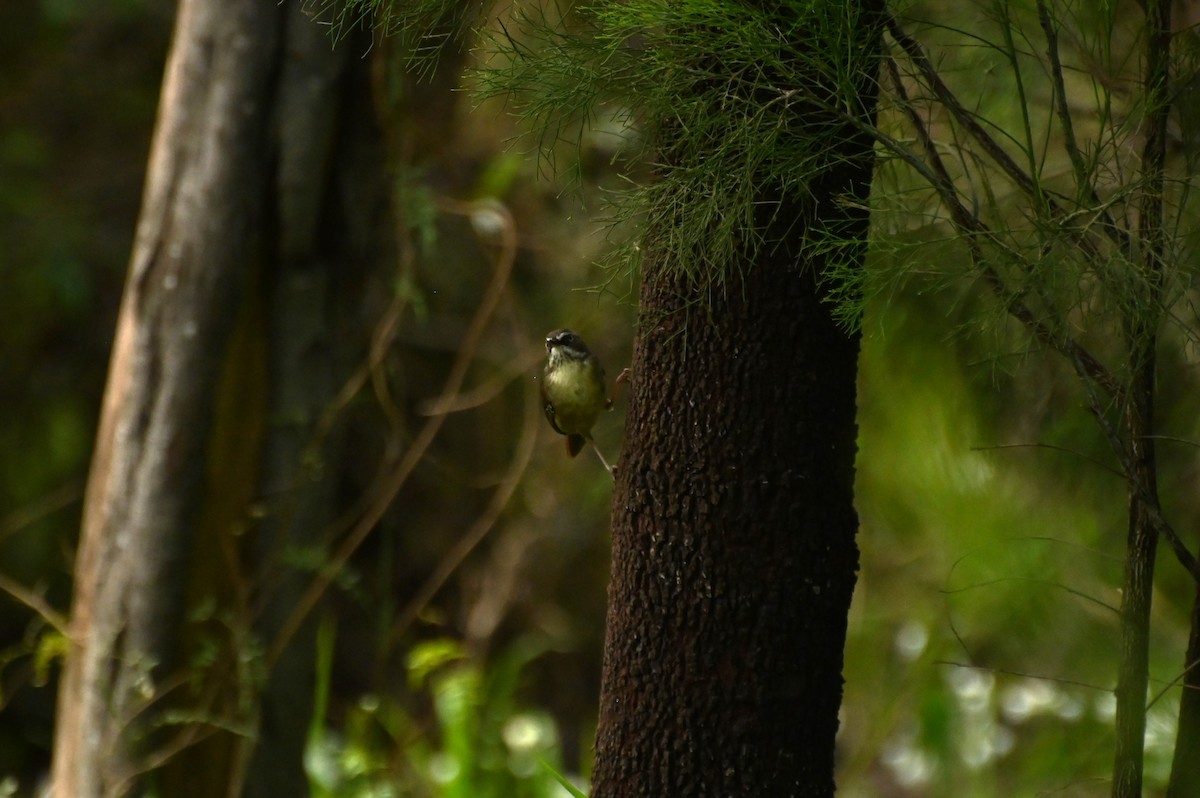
[[1041, 0, 1133, 249], [1035, 0, 1124, 244], [1067, 342, 1198, 583], [376, 355, 540, 673], [0, 573, 70, 637], [310, 288, 408, 456], [886, 16, 1045, 203], [884, 56, 1123, 400], [993, 0, 1043, 207], [941, 574, 1118, 615], [0, 480, 83, 543], [416, 349, 544, 415], [886, 12, 1130, 260], [1148, 656, 1200, 711], [970, 442, 1124, 479], [1143, 434, 1200, 448], [1146, 507, 1198, 580], [936, 660, 1112, 693]]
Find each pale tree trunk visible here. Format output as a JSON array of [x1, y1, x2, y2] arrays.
[[51, 0, 281, 794], [49, 0, 477, 790], [48, 1, 336, 795]]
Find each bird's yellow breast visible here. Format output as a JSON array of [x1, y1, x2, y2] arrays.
[[543, 359, 606, 434]]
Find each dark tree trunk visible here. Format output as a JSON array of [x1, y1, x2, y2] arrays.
[[594, 263, 861, 798], [238, 7, 376, 797], [590, 7, 879, 796]]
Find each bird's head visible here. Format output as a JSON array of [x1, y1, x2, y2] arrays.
[[545, 329, 592, 365]]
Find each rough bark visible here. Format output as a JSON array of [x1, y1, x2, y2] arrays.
[[593, 265, 861, 798], [590, 11, 879, 798]]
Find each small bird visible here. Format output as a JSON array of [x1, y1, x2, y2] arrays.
[[541, 328, 613, 467]]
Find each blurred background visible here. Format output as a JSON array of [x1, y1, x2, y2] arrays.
[[3, 1, 1200, 796]]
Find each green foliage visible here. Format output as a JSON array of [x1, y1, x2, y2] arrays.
[[855, 19, 1200, 791], [31, 629, 67, 687], [394, 168, 440, 258], [480, 0, 879, 294], [538, 760, 589, 798], [307, 631, 579, 798], [300, 0, 472, 76], [865, 0, 1195, 359], [844, 292, 1188, 796]]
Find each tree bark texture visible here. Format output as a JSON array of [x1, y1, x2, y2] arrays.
[[591, 18, 878, 798], [594, 233, 864, 798], [594, 270, 861, 798]]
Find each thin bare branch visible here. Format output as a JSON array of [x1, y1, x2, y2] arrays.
[[0, 481, 83, 544], [970, 441, 1124, 479], [1035, 0, 1132, 253], [884, 56, 1124, 400], [935, 660, 1112, 693], [886, 11, 1130, 261], [267, 199, 521, 669], [378, 348, 541, 671], [0, 573, 70, 637]]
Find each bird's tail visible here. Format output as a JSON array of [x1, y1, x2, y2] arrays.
[[567, 433, 586, 457]]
